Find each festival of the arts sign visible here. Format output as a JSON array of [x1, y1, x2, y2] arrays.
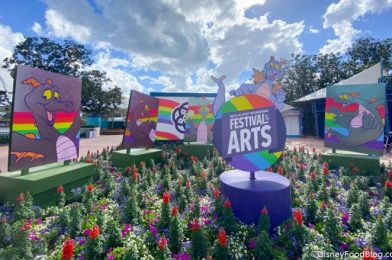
[[221, 107, 278, 158]]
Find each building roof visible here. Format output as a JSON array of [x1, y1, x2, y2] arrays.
[[293, 63, 382, 103]]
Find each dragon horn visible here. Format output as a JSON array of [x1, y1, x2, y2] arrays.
[[22, 77, 40, 88]]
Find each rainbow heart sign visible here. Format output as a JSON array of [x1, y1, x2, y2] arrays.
[[213, 94, 286, 172]]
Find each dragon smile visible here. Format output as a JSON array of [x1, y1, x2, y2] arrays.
[[47, 111, 54, 122]]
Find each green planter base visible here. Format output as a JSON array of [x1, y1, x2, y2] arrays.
[[321, 150, 380, 175], [0, 162, 96, 207], [182, 142, 214, 159], [110, 148, 162, 168]]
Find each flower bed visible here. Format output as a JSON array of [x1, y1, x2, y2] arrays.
[[0, 145, 392, 259]]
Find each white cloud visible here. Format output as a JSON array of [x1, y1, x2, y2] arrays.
[[31, 22, 43, 35], [0, 23, 24, 92], [209, 14, 304, 81], [45, 9, 91, 43], [41, 0, 304, 93], [308, 26, 319, 34], [87, 49, 144, 102], [320, 0, 392, 53]]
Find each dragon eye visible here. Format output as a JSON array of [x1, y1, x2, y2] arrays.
[[54, 91, 59, 100], [42, 89, 52, 100]]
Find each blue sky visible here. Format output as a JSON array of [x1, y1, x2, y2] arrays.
[[0, 0, 391, 101]]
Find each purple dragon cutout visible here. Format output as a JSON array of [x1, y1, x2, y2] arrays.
[[212, 56, 287, 115]]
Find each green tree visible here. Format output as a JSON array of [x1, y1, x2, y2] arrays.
[[2, 37, 92, 78], [3, 37, 123, 116]]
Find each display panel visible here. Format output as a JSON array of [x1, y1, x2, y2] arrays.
[[9, 65, 81, 171]]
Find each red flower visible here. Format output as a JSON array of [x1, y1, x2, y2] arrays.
[[352, 166, 360, 174], [87, 184, 94, 192], [185, 181, 191, 189], [200, 171, 207, 179], [16, 192, 25, 203], [322, 167, 329, 175], [175, 146, 180, 153], [125, 167, 131, 174], [213, 189, 220, 199], [309, 171, 316, 180], [163, 192, 170, 204], [224, 199, 231, 208], [171, 206, 178, 217], [20, 222, 32, 232], [61, 239, 74, 260], [385, 180, 392, 189], [312, 147, 316, 152], [139, 161, 145, 168], [132, 170, 139, 181], [277, 166, 284, 175], [362, 247, 376, 260], [158, 235, 168, 250], [191, 219, 201, 231], [294, 156, 298, 163], [57, 185, 64, 193], [89, 225, 100, 239], [260, 205, 268, 215], [298, 164, 305, 171], [293, 210, 303, 225], [218, 228, 227, 247], [267, 166, 273, 172]]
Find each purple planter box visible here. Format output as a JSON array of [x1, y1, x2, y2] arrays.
[[219, 170, 292, 232]]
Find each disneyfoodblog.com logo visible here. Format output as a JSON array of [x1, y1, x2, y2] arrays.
[[317, 250, 392, 258]]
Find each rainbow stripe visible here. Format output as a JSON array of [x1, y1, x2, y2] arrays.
[[12, 111, 77, 138], [215, 94, 284, 172], [155, 97, 188, 141]]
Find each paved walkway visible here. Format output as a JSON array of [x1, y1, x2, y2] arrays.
[[0, 135, 391, 172]]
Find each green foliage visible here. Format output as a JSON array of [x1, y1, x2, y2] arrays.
[[106, 221, 122, 248], [323, 208, 342, 247], [56, 191, 66, 208], [11, 224, 34, 260], [169, 215, 181, 253], [257, 212, 270, 233], [0, 220, 10, 248], [158, 202, 171, 232], [212, 241, 229, 260], [306, 196, 318, 224], [192, 197, 201, 219], [346, 184, 359, 208], [318, 181, 329, 202], [68, 205, 83, 238], [371, 217, 390, 252], [190, 228, 208, 259], [348, 203, 362, 231], [255, 230, 272, 260], [85, 236, 103, 260], [222, 206, 238, 235], [13, 192, 34, 221], [358, 192, 370, 218], [123, 192, 140, 225]]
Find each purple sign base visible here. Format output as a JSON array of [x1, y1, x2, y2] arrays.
[[219, 170, 292, 232]]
